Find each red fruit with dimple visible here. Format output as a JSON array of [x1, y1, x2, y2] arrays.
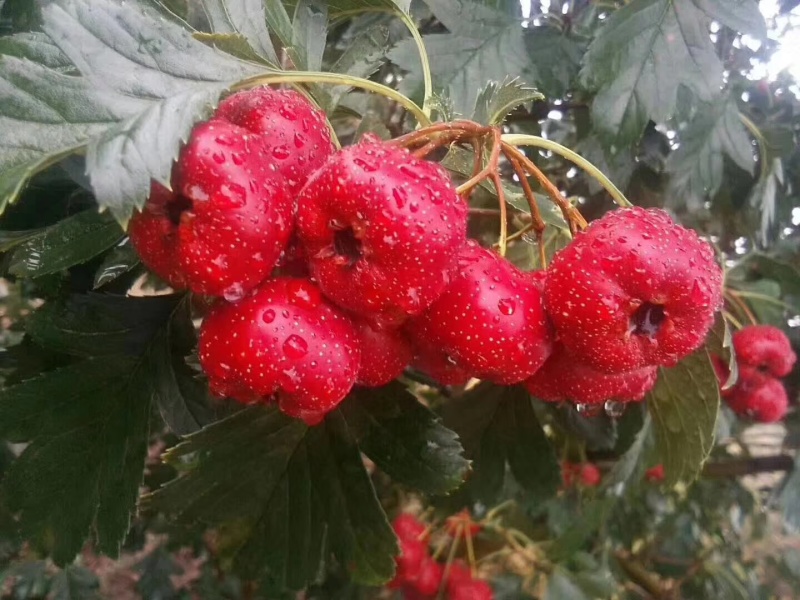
[[392, 514, 427, 542], [410, 558, 444, 596], [645, 465, 665, 483], [409, 340, 472, 387], [215, 87, 335, 193], [296, 135, 468, 327], [391, 539, 427, 588], [354, 320, 412, 387], [198, 278, 360, 425], [406, 241, 553, 384], [733, 325, 796, 377], [129, 119, 293, 298], [544, 207, 723, 373], [724, 365, 789, 423], [524, 342, 657, 404]]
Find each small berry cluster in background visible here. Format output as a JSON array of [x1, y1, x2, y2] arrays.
[[714, 325, 797, 422], [561, 461, 602, 488], [129, 86, 725, 425], [390, 514, 492, 600]]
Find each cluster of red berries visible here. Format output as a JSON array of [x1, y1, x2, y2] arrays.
[[645, 464, 665, 483], [390, 514, 492, 600], [561, 461, 602, 488], [713, 325, 796, 422], [129, 86, 724, 424]]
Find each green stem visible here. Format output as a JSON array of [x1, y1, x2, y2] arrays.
[[233, 71, 431, 127], [333, 8, 433, 120], [730, 290, 796, 310], [501, 134, 633, 208]]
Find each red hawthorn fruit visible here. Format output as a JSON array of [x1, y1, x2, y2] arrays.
[[445, 509, 481, 537], [724, 365, 789, 423], [390, 538, 427, 589], [296, 135, 468, 327], [215, 87, 335, 193], [409, 340, 473, 387], [198, 278, 360, 425], [445, 562, 473, 590], [524, 342, 657, 404], [129, 119, 293, 298], [562, 462, 601, 488], [544, 207, 723, 373], [406, 241, 553, 384], [410, 558, 444, 597], [392, 514, 427, 542], [645, 465, 665, 483], [354, 319, 413, 387], [733, 325, 797, 378], [449, 579, 494, 600]]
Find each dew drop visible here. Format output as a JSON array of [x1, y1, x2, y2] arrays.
[[393, 187, 407, 209], [279, 104, 297, 120], [409, 201, 419, 213], [273, 145, 291, 159], [498, 298, 516, 316], [223, 283, 245, 302], [576, 403, 603, 417], [293, 132, 305, 148], [283, 335, 308, 359], [219, 183, 247, 208], [328, 218, 346, 230], [262, 309, 276, 324], [604, 400, 626, 418], [212, 152, 226, 164], [353, 157, 377, 172], [231, 153, 245, 166]]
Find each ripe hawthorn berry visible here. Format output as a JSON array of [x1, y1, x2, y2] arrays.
[[524, 342, 657, 405], [215, 87, 335, 193], [408, 340, 472, 387], [724, 365, 789, 423], [392, 514, 427, 542], [410, 558, 444, 596], [544, 207, 723, 373], [445, 509, 481, 537], [297, 135, 467, 327], [449, 579, 494, 600], [733, 325, 796, 378], [562, 461, 601, 488], [129, 119, 293, 298], [645, 465, 665, 483], [198, 278, 360, 425], [354, 320, 412, 387], [406, 241, 553, 385]]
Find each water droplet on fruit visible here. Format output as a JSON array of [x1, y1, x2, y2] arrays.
[[220, 183, 247, 207], [283, 335, 308, 359], [212, 152, 226, 164], [576, 403, 603, 417], [231, 153, 245, 165], [328, 218, 346, 230], [498, 298, 516, 315], [279, 104, 297, 120], [604, 400, 626, 418], [294, 132, 305, 148], [393, 187, 407, 209], [215, 134, 234, 146], [262, 309, 276, 324], [353, 157, 377, 172], [689, 280, 707, 304], [223, 283, 245, 302], [409, 201, 419, 213], [273, 145, 291, 159]]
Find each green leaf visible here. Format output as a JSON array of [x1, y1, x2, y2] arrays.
[[339, 382, 468, 494], [198, 0, 279, 63], [193, 32, 271, 63], [667, 98, 754, 208], [690, 0, 766, 38], [442, 383, 560, 503], [778, 455, 800, 532], [0, 357, 151, 564], [389, 0, 531, 114], [731, 253, 800, 298], [93, 240, 140, 288], [145, 406, 398, 589], [0, 32, 72, 69], [603, 415, 652, 488], [545, 569, 591, 600], [7, 211, 123, 278], [749, 157, 784, 241], [291, 0, 328, 72], [472, 78, 543, 126], [648, 349, 720, 485], [523, 27, 584, 99], [548, 496, 615, 562], [8, 0, 264, 222], [546, 402, 618, 452], [581, 0, 724, 143], [574, 135, 636, 195], [50, 566, 101, 600], [325, 23, 390, 110], [26, 293, 181, 357]]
